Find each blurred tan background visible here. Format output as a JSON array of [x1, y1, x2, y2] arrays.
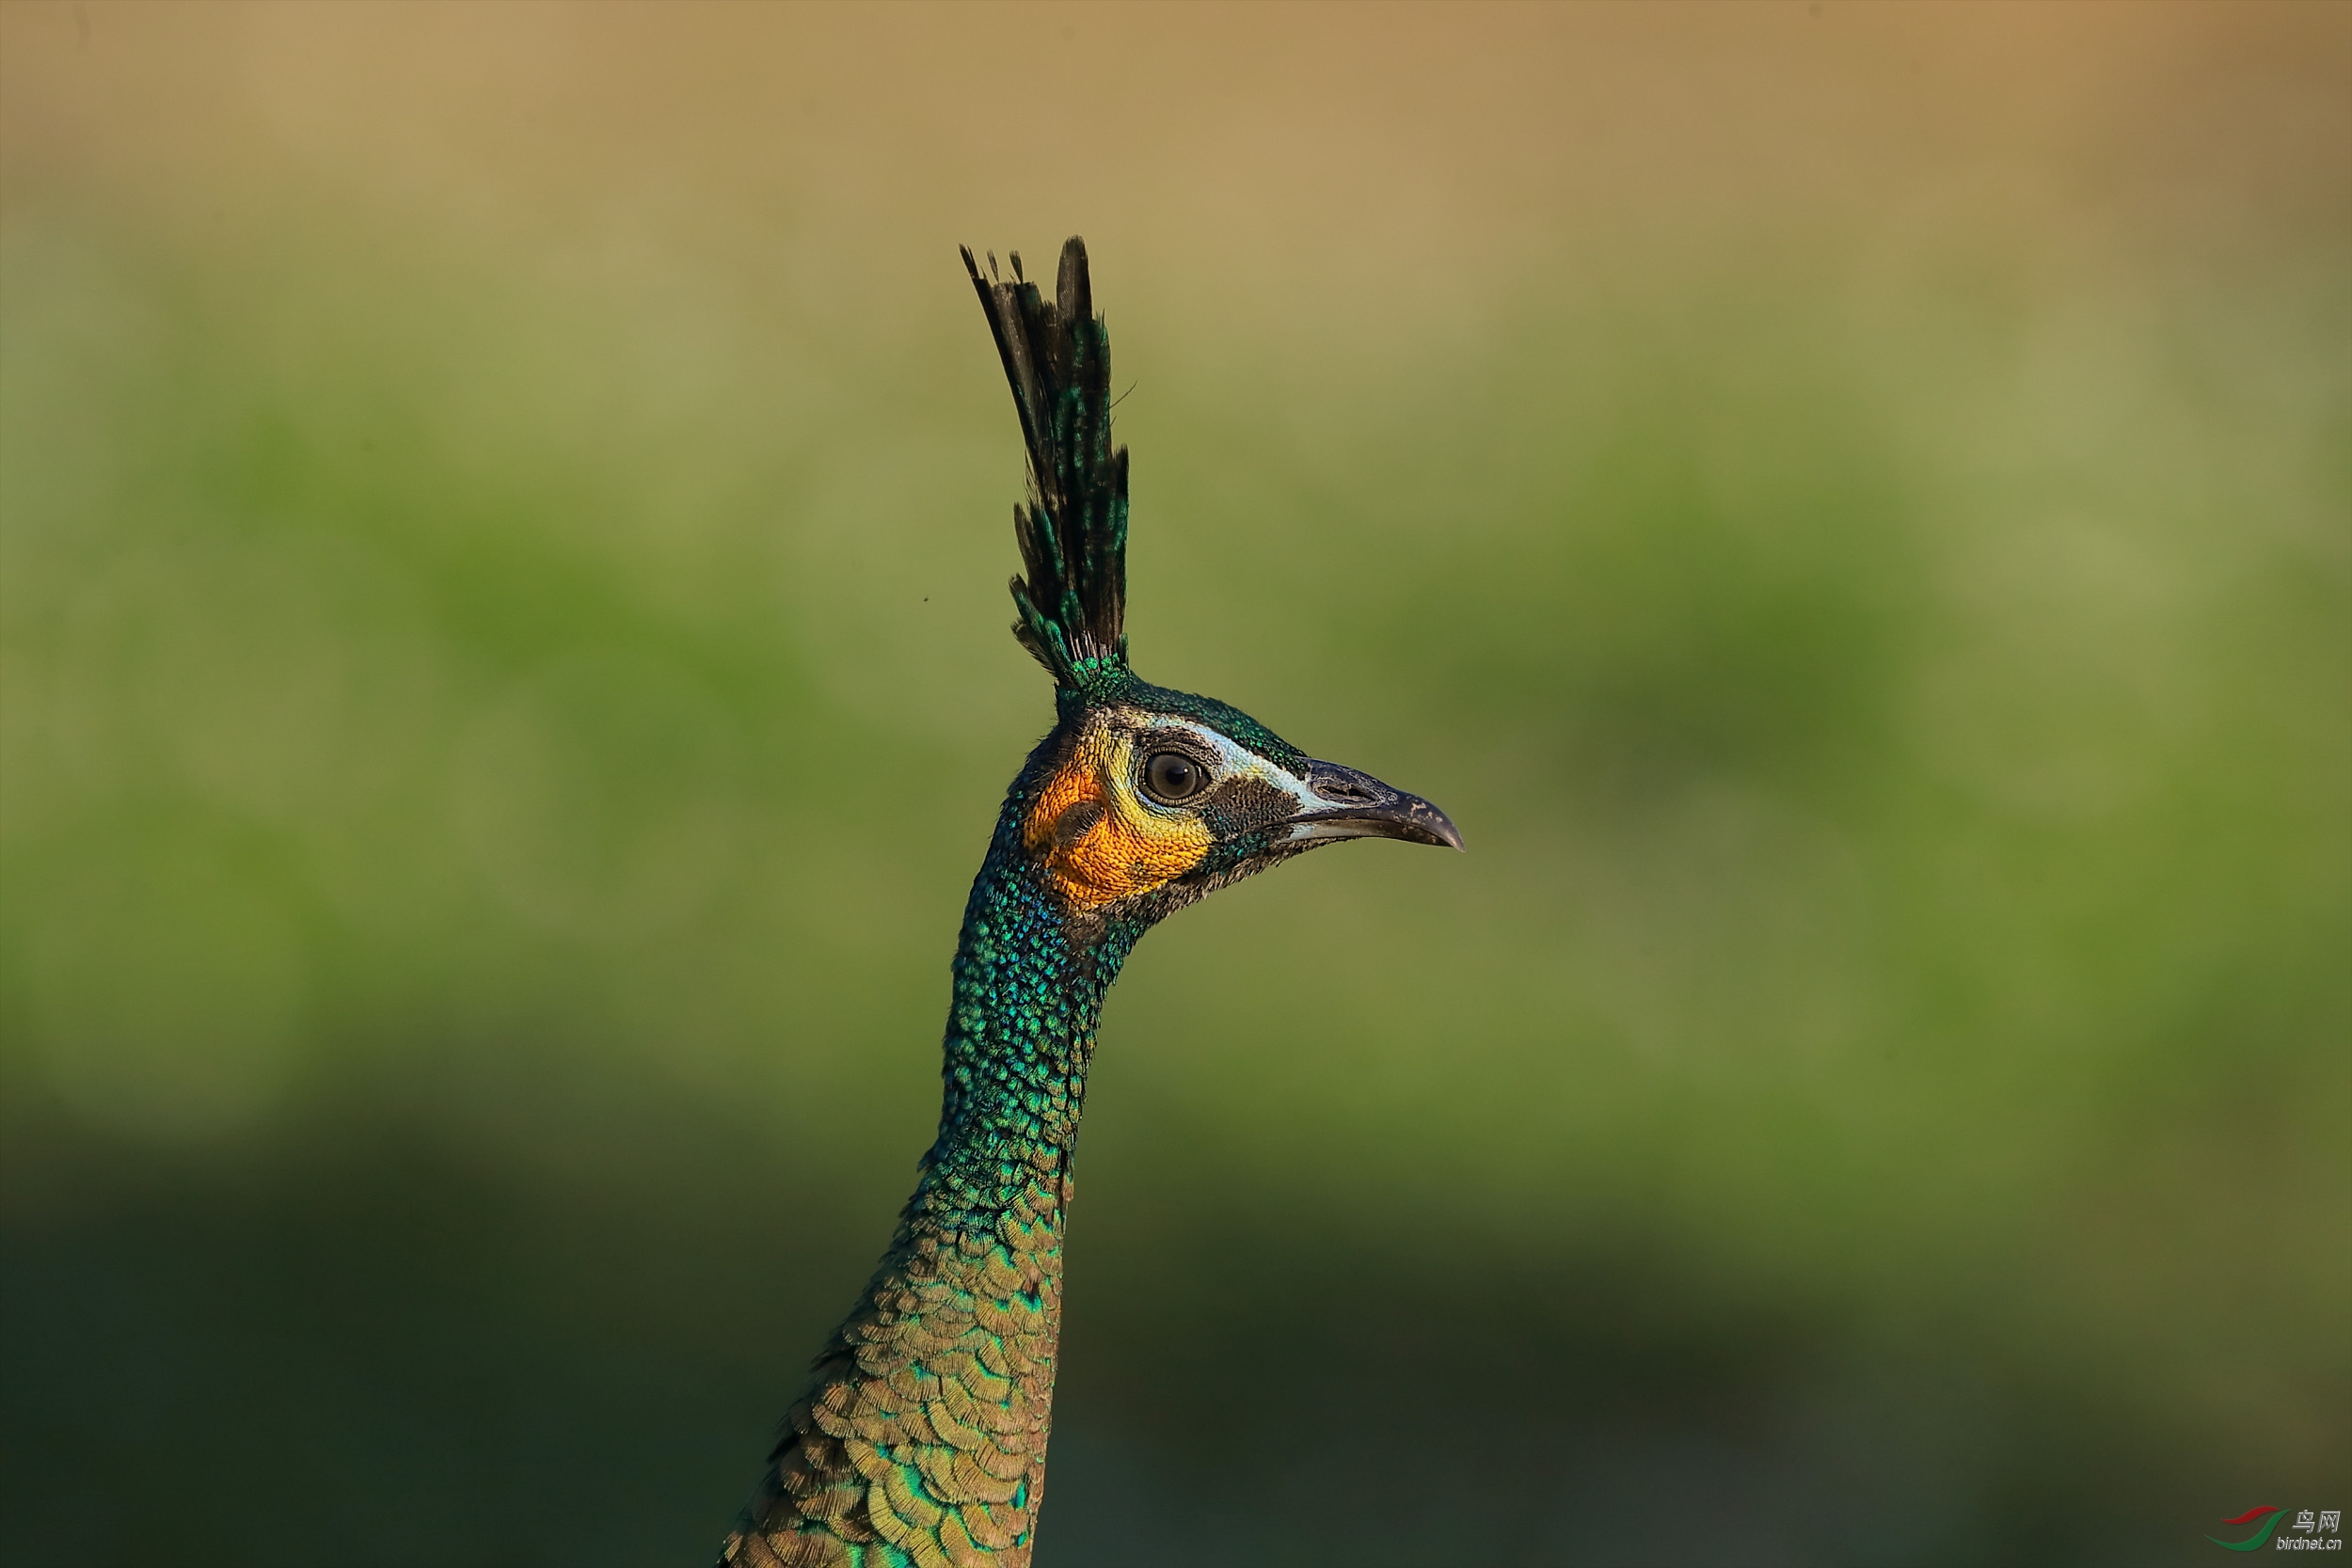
[[2, 4, 2345, 1563]]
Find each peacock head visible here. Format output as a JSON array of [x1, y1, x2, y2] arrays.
[[1015, 673, 1457, 925], [968, 237, 1458, 931]]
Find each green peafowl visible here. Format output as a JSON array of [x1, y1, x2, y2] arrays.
[[717, 238, 1459, 1568]]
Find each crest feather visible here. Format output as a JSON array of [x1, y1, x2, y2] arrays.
[[961, 237, 1129, 693]]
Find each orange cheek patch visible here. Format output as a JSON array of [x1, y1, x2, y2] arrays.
[[1024, 735, 1212, 909]]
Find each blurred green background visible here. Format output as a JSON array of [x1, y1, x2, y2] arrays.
[[2, 4, 2345, 1564]]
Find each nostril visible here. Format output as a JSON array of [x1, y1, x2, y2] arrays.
[[1316, 777, 1377, 804]]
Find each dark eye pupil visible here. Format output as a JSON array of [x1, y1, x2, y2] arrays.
[[1144, 752, 1203, 801]]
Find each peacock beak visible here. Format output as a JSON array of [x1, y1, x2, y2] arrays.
[[1280, 758, 1463, 850]]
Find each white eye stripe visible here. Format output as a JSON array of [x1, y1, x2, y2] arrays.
[[1129, 718, 1317, 812], [1134, 721, 1237, 779]]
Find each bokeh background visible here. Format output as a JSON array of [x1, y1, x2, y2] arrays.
[[3, 4, 2345, 1564]]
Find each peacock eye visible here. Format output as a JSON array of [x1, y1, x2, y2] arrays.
[[1140, 750, 1208, 804]]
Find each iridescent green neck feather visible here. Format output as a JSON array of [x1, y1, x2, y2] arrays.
[[721, 757, 1136, 1568]]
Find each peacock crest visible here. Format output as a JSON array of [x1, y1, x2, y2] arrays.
[[962, 241, 1132, 701]]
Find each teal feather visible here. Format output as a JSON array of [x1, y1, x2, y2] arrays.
[[963, 239, 1131, 697]]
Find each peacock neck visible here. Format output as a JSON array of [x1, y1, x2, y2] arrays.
[[917, 832, 1137, 1234], [723, 790, 1143, 1567]]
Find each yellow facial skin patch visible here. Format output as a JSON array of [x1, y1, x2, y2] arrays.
[[1024, 713, 1216, 909]]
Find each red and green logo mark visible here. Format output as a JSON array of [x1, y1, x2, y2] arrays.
[[2210, 1507, 2288, 1552]]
